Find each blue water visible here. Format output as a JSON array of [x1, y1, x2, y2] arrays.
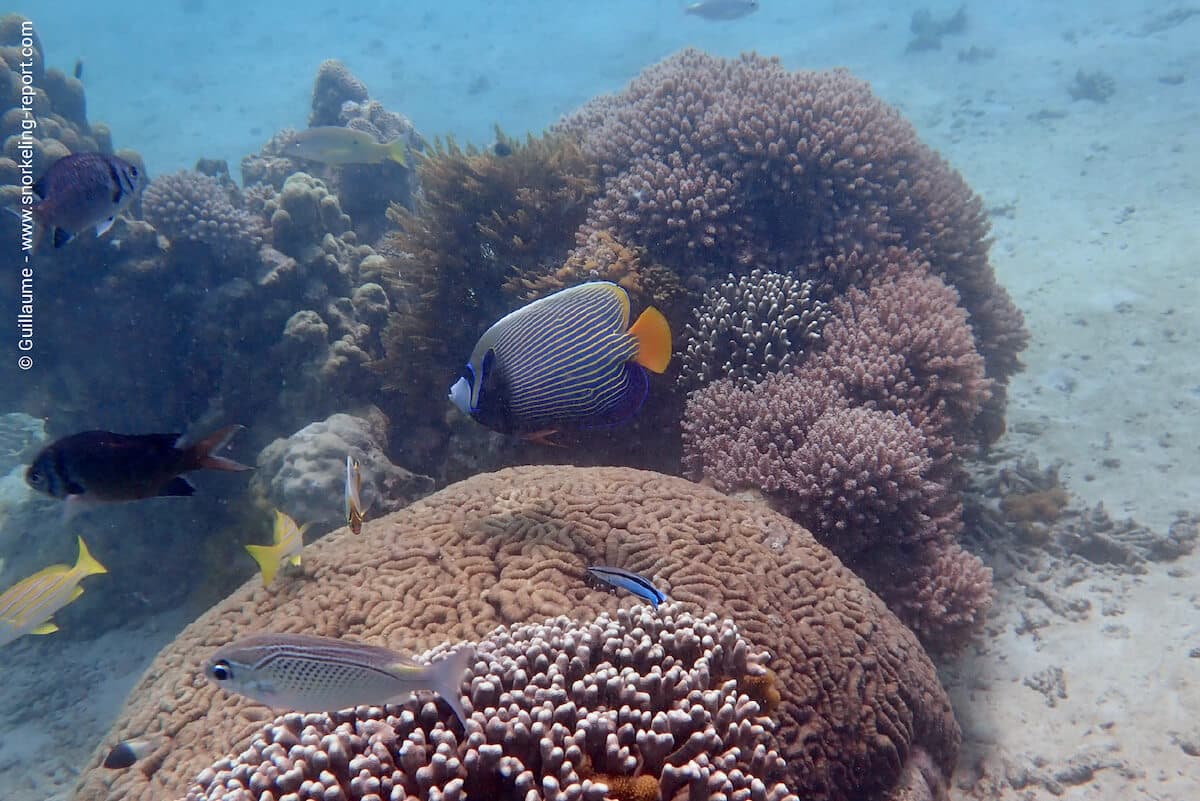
[[2, 1, 1199, 800], [11, 0, 1147, 178]]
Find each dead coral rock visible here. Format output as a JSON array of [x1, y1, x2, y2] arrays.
[[76, 466, 959, 801], [309, 58, 368, 127]]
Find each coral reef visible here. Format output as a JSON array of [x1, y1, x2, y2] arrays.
[[0, 13, 126, 208], [185, 605, 797, 801], [242, 60, 421, 243], [679, 269, 828, 393], [681, 255, 997, 649], [372, 130, 599, 471], [253, 408, 433, 529], [682, 368, 993, 649], [556, 49, 1026, 431], [76, 466, 959, 801], [143, 170, 265, 264]]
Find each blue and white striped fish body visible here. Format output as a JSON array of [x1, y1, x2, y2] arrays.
[[449, 282, 672, 434], [205, 633, 475, 724], [586, 565, 667, 609]]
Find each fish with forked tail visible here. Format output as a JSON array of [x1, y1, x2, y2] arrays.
[[245, 509, 309, 587], [25, 425, 252, 519], [0, 536, 107, 647], [287, 127, 408, 166], [205, 633, 475, 724], [28, 153, 145, 249]]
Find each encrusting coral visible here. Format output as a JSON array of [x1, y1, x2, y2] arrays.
[[74, 466, 959, 801], [185, 605, 798, 801]]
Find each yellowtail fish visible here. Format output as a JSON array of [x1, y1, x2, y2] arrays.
[[345, 455, 366, 535], [287, 127, 408, 166], [245, 509, 309, 587], [205, 633, 475, 724], [586, 565, 667, 609], [0, 536, 107, 647], [102, 736, 159, 769], [448, 281, 672, 436]]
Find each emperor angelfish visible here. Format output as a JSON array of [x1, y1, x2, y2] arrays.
[[449, 282, 672, 435], [31, 153, 145, 249]]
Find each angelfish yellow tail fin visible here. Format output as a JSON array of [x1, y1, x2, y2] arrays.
[[628, 306, 672, 374], [245, 544, 281, 587]]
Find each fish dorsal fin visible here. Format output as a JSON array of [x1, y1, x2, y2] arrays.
[[628, 306, 672, 374]]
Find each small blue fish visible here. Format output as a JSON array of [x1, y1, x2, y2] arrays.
[[586, 565, 667, 609], [448, 282, 672, 437]]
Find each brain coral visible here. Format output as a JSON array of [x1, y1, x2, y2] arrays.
[[186, 605, 796, 801], [74, 466, 958, 801]]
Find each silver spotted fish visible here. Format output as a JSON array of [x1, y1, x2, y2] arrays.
[[448, 281, 672, 436], [204, 632, 475, 724]]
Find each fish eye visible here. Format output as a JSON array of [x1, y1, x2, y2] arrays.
[[130, 166, 139, 176], [209, 660, 233, 682]]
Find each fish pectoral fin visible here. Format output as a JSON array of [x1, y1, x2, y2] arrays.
[[287, 554, 302, 567], [521, 429, 563, 447], [628, 306, 672, 373], [51, 227, 74, 249], [30, 621, 59, 635], [95, 217, 115, 237], [158, 476, 197, 497], [63, 493, 98, 523]]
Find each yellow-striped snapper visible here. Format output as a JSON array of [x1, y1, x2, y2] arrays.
[[448, 281, 672, 437], [204, 632, 474, 724], [245, 509, 309, 587], [0, 536, 107, 647], [28, 153, 145, 249], [287, 127, 408, 167], [345, 454, 366, 535]]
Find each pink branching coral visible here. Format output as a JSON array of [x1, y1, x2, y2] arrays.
[[558, 49, 1026, 432], [682, 255, 997, 649], [184, 605, 796, 801]]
